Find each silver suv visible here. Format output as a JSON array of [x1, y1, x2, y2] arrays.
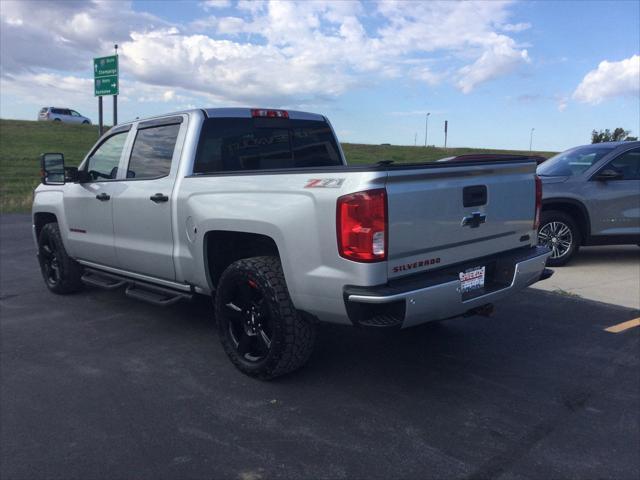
[[38, 107, 91, 125], [537, 141, 640, 266]]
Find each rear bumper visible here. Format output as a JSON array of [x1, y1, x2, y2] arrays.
[[344, 246, 552, 328]]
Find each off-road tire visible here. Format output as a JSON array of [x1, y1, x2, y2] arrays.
[[215, 256, 316, 380], [538, 210, 581, 267], [37, 222, 83, 294]]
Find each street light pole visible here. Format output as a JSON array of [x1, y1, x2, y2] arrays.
[[424, 112, 430, 147], [113, 44, 118, 127], [529, 128, 535, 152]]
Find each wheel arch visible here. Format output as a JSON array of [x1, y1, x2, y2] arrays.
[[33, 212, 58, 240], [541, 198, 590, 243], [203, 230, 281, 291]]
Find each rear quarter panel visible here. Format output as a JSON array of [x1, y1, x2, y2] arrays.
[[175, 171, 388, 324]]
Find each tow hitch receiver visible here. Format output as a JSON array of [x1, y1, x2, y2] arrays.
[[465, 303, 495, 318]]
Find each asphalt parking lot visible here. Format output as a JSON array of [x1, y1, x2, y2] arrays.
[[1, 214, 639, 480]]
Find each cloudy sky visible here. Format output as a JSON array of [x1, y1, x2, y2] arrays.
[[1, 0, 638, 151]]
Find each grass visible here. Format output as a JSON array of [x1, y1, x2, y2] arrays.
[[340, 143, 556, 165], [0, 120, 101, 213], [0, 118, 556, 213], [552, 288, 582, 298]]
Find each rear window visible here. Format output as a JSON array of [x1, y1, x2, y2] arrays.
[[39, 108, 48, 114], [193, 118, 342, 174]]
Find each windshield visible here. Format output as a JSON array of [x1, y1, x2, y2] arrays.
[[537, 145, 616, 176]]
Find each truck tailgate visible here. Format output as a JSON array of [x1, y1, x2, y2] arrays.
[[386, 161, 537, 279]]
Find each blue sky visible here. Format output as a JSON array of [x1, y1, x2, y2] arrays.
[[1, 0, 638, 152]]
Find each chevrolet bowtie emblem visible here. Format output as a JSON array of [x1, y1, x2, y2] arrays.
[[462, 212, 487, 228]]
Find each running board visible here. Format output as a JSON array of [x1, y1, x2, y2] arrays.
[[81, 270, 127, 290], [81, 268, 192, 306], [125, 282, 192, 307]]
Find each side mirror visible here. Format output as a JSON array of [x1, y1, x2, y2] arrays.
[[595, 168, 622, 181], [40, 153, 65, 185]]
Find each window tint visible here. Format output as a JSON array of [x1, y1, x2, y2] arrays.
[[86, 132, 128, 181], [71, 110, 80, 117], [538, 145, 616, 177], [39, 107, 48, 114], [606, 148, 640, 180], [127, 123, 180, 179], [291, 124, 341, 167], [51, 108, 62, 115], [193, 118, 342, 173]]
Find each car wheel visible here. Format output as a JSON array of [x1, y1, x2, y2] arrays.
[[538, 210, 581, 267], [37, 223, 83, 294], [215, 256, 316, 379], [82, 120, 90, 125]]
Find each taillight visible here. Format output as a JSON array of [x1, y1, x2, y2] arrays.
[[337, 188, 387, 262], [534, 175, 542, 230], [251, 109, 289, 118]]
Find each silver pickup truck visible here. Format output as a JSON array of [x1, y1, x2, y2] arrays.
[[33, 108, 552, 378]]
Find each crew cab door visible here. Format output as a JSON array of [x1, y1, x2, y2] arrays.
[[586, 147, 640, 236], [63, 129, 130, 265], [111, 116, 185, 281]]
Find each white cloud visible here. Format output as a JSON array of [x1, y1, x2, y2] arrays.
[[556, 95, 568, 112], [1, 0, 533, 109], [0, 0, 169, 74], [573, 55, 640, 104], [200, 0, 231, 10], [500, 22, 531, 33], [457, 34, 530, 93]]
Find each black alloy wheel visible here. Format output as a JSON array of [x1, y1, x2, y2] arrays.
[[222, 277, 274, 364], [215, 256, 316, 379], [37, 222, 83, 294], [40, 234, 61, 287]]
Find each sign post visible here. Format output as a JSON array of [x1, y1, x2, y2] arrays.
[[93, 50, 119, 136], [444, 120, 448, 149]]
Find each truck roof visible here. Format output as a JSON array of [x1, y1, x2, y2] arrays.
[[112, 107, 326, 130]]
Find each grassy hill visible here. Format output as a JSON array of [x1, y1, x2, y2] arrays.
[[0, 119, 556, 213]]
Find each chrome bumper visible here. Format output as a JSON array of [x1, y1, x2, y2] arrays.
[[346, 247, 551, 328]]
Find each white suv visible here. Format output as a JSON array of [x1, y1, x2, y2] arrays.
[[38, 107, 91, 125]]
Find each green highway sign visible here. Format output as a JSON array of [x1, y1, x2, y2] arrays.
[[94, 55, 118, 77], [94, 55, 119, 96], [94, 75, 118, 96]]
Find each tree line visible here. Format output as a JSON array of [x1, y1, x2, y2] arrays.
[[591, 127, 637, 143]]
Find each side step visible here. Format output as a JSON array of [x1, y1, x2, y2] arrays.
[[81, 268, 192, 306], [125, 282, 192, 307], [81, 270, 127, 290]]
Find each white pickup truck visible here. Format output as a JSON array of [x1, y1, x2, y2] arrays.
[[33, 108, 552, 378]]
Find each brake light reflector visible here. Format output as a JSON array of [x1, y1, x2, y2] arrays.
[[534, 175, 542, 230], [337, 189, 387, 262], [251, 109, 289, 119]]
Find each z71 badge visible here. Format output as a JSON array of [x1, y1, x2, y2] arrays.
[[305, 178, 345, 188]]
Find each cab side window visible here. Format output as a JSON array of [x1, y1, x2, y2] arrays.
[[86, 132, 128, 181], [126, 123, 180, 180], [607, 148, 640, 180]]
